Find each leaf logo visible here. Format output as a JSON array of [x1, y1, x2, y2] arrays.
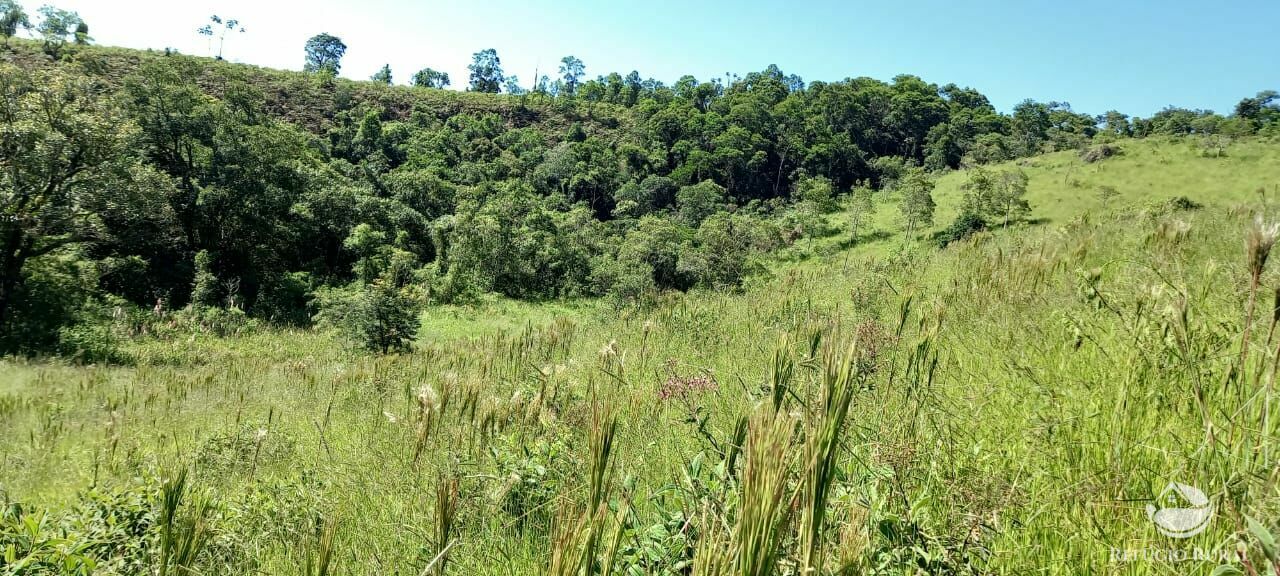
[[1145, 482, 1213, 539]]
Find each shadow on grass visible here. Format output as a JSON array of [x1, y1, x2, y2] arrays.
[[836, 230, 894, 250]]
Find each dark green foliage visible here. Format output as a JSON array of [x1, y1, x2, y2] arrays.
[[442, 183, 599, 299], [1, 483, 158, 573], [593, 216, 695, 303], [934, 210, 987, 247], [303, 33, 346, 75], [0, 256, 95, 354], [959, 167, 1031, 227], [191, 250, 219, 307], [0, 64, 155, 354], [676, 180, 727, 226], [411, 68, 449, 89], [613, 175, 677, 218], [314, 281, 419, 353], [370, 64, 392, 84], [0, 0, 28, 39], [679, 212, 765, 289], [792, 176, 838, 213], [468, 48, 503, 93], [0, 37, 1273, 358]]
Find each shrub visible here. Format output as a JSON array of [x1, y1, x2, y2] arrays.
[[0, 255, 96, 356], [959, 167, 1030, 227], [678, 213, 764, 290], [57, 323, 128, 364], [174, 304, 259, 338], [676, 180, 727, 226], [313, 281, 420, 353], [1080, 143, 1121, 163], [792, 176, 838, 213], [190, 250, 219, 308], [934, 210, 988, 247]]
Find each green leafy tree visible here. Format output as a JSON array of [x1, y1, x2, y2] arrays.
[[467, 48, 503, 93], [411, 68, 450, 89], [896, 169, 936, 238], [190, 249, 219, 307], [503, 75, 525, 95], [72, 19, 87, 44], [303, 33, 346, 75], [676, 180, 726, 227], [370, 64, 392, 84], [678, 212, 760, 289], [1100, 110, 1132, 137], [196, 15, 241, 59], [991, 170, 1030, 227], [1234, 90, 1279, 131], [0, 66, 138, 349], [960, 167, 1031, 227], [559, 55, 584, 96], [35, 5, 84, 56], [0, 0, 29, 43], [594, 215, 695, 302], [613, 175, 677, 218], [848, 184, 875, 241], [793, 176, 838, 213], [314, 281, 419, 353], [1011, 99, 1051, 156]]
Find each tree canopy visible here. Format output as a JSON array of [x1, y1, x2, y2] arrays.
[[468, 48, 503, 93], [304, 33, 346, 75], [0, 20, 1275, 356]]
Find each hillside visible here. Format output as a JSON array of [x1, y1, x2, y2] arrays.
[[4, 132, 1280, 575], [0, 38, 630, 136]]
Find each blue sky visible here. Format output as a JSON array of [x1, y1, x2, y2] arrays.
[[41, 0, 1280, 117]]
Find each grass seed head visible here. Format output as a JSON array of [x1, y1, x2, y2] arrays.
[[1247, 215, 1280, 277]]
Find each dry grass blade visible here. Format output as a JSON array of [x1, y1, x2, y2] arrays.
[[430, 475, 460, 576]]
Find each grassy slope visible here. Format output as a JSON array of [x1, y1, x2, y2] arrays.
[[0, 38, 635, 138], [4, 137, 1280, 574]]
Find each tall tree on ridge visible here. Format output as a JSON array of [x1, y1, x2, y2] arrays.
[[559, 55, 584, 96], [468, 48, 503, 93], [304, 33, 346, 75]]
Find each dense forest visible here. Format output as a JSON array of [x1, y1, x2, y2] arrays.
[[2, 4, 1279, 358]]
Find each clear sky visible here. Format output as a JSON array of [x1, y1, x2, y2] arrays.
[[37, 0, 1280, 117]]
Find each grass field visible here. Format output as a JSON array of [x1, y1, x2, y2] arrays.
[[3, 136, 1280, 575]]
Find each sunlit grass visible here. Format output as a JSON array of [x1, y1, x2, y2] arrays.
[[3, 137, 1280, 574]]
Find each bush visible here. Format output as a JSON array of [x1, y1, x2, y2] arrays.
[[313, 282, 420, 353], [174, 305, 259, 338], [1165, 195, 1203, 211], [792, 176, 838, 213], [676, 181, 727, 226], [934, 210, 988, 247], [678, 213, 764, 290], [781, 204, 838, 240], [0, 256, 96, 356], [57, 323, 128, 364], [1080, 143, 1121, 163]]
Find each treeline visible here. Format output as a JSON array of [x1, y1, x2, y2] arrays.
[[1, 9, 1278, 356]]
